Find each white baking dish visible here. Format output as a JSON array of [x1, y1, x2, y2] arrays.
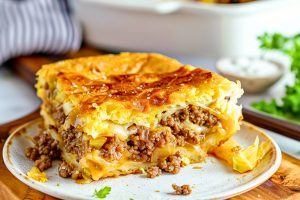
[[74, 0, 300, 58]]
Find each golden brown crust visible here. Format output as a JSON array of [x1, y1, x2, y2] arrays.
[[58, 67, 212, 112], [37, 53, 232, 113], [38, 52, 183, 78]]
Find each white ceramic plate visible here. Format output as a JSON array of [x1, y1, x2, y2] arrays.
[[3, 119, 281, 200]]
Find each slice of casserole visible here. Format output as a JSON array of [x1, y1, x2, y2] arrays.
[[34, 53, 243, 181]]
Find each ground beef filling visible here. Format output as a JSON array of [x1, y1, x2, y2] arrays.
[[158, 151, 184, 174], [160, 105, 219, 146], [25, 130, 60, 171], [146, 166, 162, 178], [51, 106, 66, 125], [45, 82, 65, 126], [58, 161, 83, 180], [172, 184, 192, 195], [26, 104, 218, 179], [99, 135, 126, 161], [59, 105, 218, 164], [61, 127, 89, 161], [126, 124, 174, 162], [25, 127, 86, 179], [145, 151, 183, 178]]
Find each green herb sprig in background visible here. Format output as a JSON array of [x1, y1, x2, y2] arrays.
[[251, 33, 300, 122]]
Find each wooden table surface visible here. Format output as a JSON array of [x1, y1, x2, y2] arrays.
[[1, 47, 300, 199]]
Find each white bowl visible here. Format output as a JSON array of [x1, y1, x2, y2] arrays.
[[73, 0, 300, 58], [216, 57, 285, 94]]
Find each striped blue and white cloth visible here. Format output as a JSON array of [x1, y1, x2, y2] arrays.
[[0, 0, 82, 64]]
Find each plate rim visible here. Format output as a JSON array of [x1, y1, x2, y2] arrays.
[[3, 119, 282, 200]]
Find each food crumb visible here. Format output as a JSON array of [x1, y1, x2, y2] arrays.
[[76, 178, 92, 184], [27, 167, 48, 183], [257, 194, 261, 198], [192, 166, 202, 169], [155, 190, 160, 192], [159, 151, 183, 174], [146, 166, 162, 178], [172, 184, 192, 195], [231, 146, 241, 153]]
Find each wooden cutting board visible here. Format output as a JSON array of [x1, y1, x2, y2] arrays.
[[1, 47, 300, 200]]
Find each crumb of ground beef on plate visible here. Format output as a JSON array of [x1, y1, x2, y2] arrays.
[[172, 184, 192, 195], [146, 166, 162, 178], [158, 151, 184, 174]]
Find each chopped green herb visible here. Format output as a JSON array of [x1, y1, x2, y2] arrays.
[[56, 183, 60, 187], [93, 186, 111, 199], [129, 198, 134, 200], [251, 33, 300, 122]]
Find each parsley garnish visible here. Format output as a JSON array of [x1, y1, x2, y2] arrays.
[[251, 33, 300, 123], [93, 186, 111, 199]]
